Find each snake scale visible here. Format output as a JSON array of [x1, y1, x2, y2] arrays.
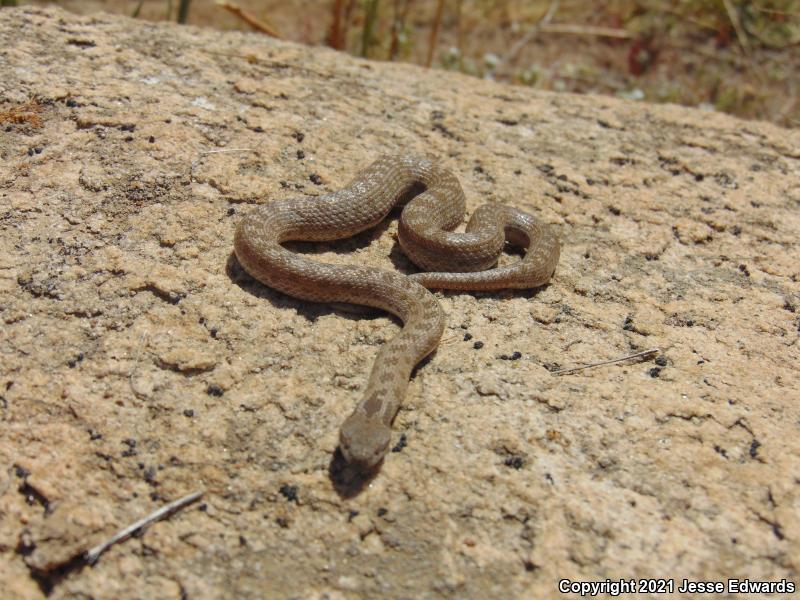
[[234, 154, 560, 468]]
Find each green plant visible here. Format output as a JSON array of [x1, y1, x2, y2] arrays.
[[361, 0, 381, 57], [178, 0, 192, 23]]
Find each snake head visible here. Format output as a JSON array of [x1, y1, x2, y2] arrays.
[[339, 414, 391, 468]]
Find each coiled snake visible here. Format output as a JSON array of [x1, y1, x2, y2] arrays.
[[234, 154, 559, 468]]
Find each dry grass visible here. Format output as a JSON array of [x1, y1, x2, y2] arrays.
[[0, 98, 44, 128]]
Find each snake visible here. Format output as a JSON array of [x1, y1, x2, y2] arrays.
[[233, 154, 560, 468]]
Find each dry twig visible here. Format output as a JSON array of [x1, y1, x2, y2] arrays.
[[327, 0, 346, 49], [128, 331, 150, 400], [539, 23, 633, 39], [491, 0, 560, 76], [216, 0, 282, 38], [722, 0, 750, 52], [425, 0, 446, 68], [389, 0, 414, 60], [85, 491, 204, 565], [552, 348, 659, 375], [327, 0, 357, 50]]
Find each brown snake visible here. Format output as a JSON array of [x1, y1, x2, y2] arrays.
[[234, 154, 560, 468]]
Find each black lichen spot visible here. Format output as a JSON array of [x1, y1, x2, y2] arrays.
[[714, 172, 738, 189], [504, 456, 524, 469], [149, 136, 155, 143], [749, 439, 761, 459], [463, 333, 473, 341], [739, 264, 750, 277], [17, 532, 36, 556], [88, 429, 102, 441], [279, 484, 299, 503], [391, 434, 407, 453], [296, 149, 305, 159], [623, 316, 634, 331], [66, 98, 78, 108], [291, 131, 304, 143], [143, 466, 158, 485], [377, 507, 388, 517], [432, 122, 457, 139], [309, 173, 323, 185], [655, 355, 668, 367], [473, 341, 484, 350], [713, 445, 728, 459], [67, 353, 84, 368], [610, 157, 635, 166], [121, 438, 137, 457], [648, 367, 662, 378], [67, 38, 96, 48], [206, 384, 224, 397], [227, 207, 235, 216], [183, 409, 194, 417], [609, 206, 621, 216], [510, 351, 521, 360]]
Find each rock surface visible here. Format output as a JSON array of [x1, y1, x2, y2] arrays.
[[1, 6, 799, 599]]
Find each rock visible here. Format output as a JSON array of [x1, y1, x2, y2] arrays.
[[1, 6, 798, 598]]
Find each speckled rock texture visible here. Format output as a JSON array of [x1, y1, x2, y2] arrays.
[[1, 7, 798, 599]]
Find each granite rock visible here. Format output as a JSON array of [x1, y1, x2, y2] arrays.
[[0, 7, 798, 599]]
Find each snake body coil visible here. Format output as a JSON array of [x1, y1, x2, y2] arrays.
[[234, 154, 559, 468]]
